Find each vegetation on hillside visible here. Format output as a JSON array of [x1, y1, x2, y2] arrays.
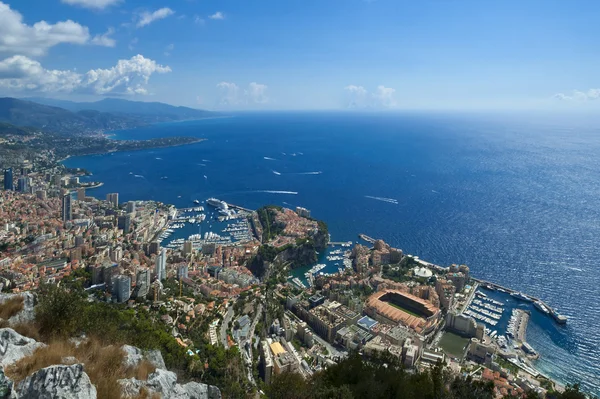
[[266, 353, 593, 399]]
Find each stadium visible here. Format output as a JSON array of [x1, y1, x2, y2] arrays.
[[365, 289, 441, 335]]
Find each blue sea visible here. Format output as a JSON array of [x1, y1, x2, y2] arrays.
[[64, 112, 600, 394]]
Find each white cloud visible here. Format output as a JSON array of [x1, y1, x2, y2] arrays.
[[0, 54, 171, 95], [373, 85, 396, 108], [245, 82, 269, 104], [216, 81, 268, 106], [0, 1, 112, 56], [344, 85, 368, 108], [216, 82, 239, 105], [91, 27, 116, 47], [209, 12, 224, 20], [344, 84, 397, 108], [61, 0, 121, 10], [553, 89, 600, 101], [136, 7, 175, 28]]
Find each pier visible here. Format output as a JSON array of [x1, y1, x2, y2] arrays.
[[515, 309, 529, 342], [473, 277, 567, 325], [358, 234, 376, 244]]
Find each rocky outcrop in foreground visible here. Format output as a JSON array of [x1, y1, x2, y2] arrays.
[[0, 328, 221, 398], [119, 369, 221, 399], [14, 364, 97, 399]]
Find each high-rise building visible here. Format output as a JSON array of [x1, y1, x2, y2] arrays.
[[183, 240, 193, 255], [126, 201, 136, 214], [77, 187, 86, 201], [117, 215, 131, 234], [61, 194, 72, 222], [17, 177, 29, 193], [296, 206, 311, 218], [75, 235, 84, 247], [115, 275, 131, 303], [110, 246, 123, 262], [155, 248, 167, 280], [3, 168, 13, 191], [106, 193, 119, 208], [53, 175, 62, 186], [177, 265, 189, 280], [136, 269, 151, 298], [148, 241, 160, 255], [36, 190, 47, 200]]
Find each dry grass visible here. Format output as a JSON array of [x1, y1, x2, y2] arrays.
[[11, 322, 41, 341], [5, 337, 157, 399], [125, 359, 156, 381], [0, 296, 24, 320], [133, 387, 161, 399]]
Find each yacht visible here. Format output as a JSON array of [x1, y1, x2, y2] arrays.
[[533, 301, 550, 315], [511, 292, 533, 302]]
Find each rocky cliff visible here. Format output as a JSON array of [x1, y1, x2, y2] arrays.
[[0, 293, 222, 399]]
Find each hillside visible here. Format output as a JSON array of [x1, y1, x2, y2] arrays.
[[0, 98, 141, 135], [25, 97, 215, 123]]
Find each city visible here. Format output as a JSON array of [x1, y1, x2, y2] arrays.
[[0, 158, 581, 399]]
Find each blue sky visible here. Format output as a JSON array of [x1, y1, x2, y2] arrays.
[[0, 0, 599, 110]]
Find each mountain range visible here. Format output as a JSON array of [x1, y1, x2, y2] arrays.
[[0, 97, 216, 136]]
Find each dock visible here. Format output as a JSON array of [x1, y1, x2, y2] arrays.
[[358, 234, 376, 244], [515, 309, 529, 342], [473, 277, 567, 325]]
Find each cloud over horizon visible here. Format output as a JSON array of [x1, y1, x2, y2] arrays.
[[216, 81, 269, 106], [553, 89, 600, 102], [344, 84, 396, 108], [0, 54, 171, 95]]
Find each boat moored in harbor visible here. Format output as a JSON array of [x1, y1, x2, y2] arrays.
[[511, 292, 533, 302]]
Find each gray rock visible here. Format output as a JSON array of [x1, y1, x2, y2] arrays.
[[121, 345, 144, 368], [118, 370, 222, 399], [146, 369, 178, 394], [0, 293, 36, 327], [145, 349, 166, 370], [13, 364, 97, 399], [0, 328, 45, 368]]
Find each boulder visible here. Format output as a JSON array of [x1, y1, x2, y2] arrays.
[[0, 293, 36, 327], [121, 345, 143, 369], [121, 345, 166, 370], [145, 349, 166, 370], [13, 364, 97, 399], [0, 328, 45, 368], [118, 369, 222, 399]]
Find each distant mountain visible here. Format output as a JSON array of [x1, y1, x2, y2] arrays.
[[0, 122, 37, 136], [0, 98, 142, 135], [1, 97, 216, 136], [25, 97, 215, 122]]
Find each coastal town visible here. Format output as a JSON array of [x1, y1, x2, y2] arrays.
[[0, 154, 577, 399]]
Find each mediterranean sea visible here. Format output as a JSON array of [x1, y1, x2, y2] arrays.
[[63, 112, 600, 394]]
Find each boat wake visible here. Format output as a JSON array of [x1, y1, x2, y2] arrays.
[[294, 171, 322, 175], [198, 163, 206, 167], [431, 190, 439, 194], [134, 174, 145, 179], [264, 156, 277, 161], [202, 159, 211, 162], [365, 195, 398, 204], [155, 157, 162, 160], [272, 170, 282, 175], [257, 190, 298, 195]]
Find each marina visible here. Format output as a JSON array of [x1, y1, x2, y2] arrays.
[[159, 199, 254, 250]]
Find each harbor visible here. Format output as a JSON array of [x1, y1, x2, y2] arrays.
[[158, 198, 255, 250]]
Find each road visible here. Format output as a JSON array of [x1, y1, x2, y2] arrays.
[[220, 305, 235, 348], [241, 303, 263, 386]]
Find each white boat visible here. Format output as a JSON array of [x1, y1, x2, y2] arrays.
[[534, 301, 550, 315]]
